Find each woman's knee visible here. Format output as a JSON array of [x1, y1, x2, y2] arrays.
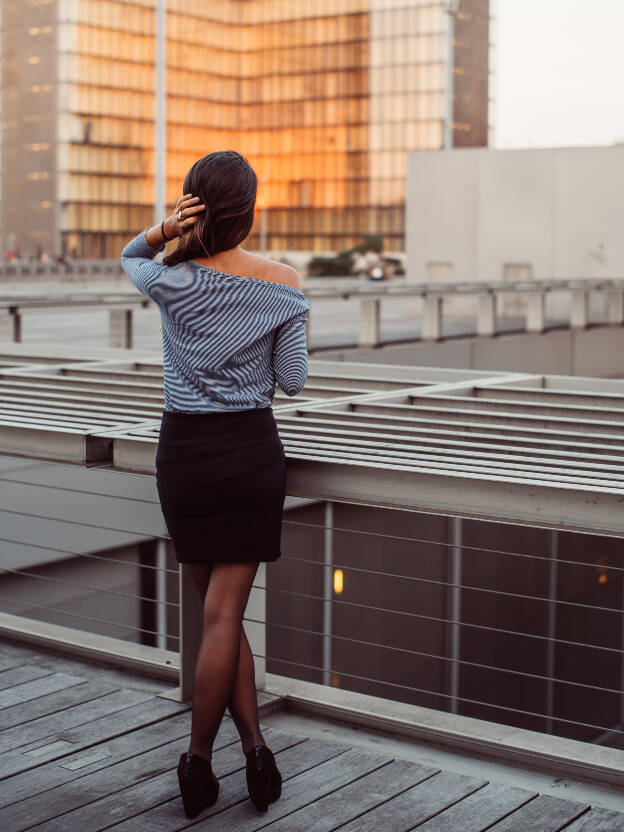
[[201, 561, 257, 627], [202, 597, 246, 628]]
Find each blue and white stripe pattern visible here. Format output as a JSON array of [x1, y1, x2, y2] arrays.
[[121, 230, 311, 413]]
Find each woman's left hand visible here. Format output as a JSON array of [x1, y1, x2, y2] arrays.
[[163, 194, 206, 239]]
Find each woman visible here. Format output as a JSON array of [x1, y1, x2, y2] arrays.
[[120, 150, 311, 819]]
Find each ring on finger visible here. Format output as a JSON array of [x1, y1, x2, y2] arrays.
[[177, 209, 184, 221]]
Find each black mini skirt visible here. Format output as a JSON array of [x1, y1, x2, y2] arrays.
[[155, 407, 287, 564]]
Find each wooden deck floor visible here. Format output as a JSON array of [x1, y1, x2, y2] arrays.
[[0, 641, 622, 831]]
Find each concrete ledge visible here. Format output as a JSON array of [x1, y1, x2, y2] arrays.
[[315, 325, 624, 378], [263, 672, 624, 789], [0, 611, 179, 682]]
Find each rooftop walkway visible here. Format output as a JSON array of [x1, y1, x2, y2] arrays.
[[1, 639, 622, 832]]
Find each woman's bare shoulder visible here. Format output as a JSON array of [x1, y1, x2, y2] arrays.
[[264, 261, 302, 291], [246, 252, 302, 291]]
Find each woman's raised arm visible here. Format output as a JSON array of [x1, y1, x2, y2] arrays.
[[120, 194, 205, 300]]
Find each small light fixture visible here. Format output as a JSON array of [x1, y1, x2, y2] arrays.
[[333, 568, 343, 594]]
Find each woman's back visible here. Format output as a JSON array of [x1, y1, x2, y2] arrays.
[[121, 230, 311, 413], [191, 248, 302, 292]]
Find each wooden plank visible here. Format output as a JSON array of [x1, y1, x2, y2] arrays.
[[0, 708, 195, 813], [0, 664, 53, 693], [486, 794, 589, 831], [194, 745, 395, 832], [23, 726, 311, 832], [4, 715, 235, 830], [335, 770, 488, 832], [0, 686, 153, 753], [562, 807, 624, 831], [0, 657, 20, 673], [99, 735, 350, 832], [0, 671, 82, 709], [0, 680, 115, 731], [410, 782, 538, 831], [0, 695, 188, 780], [257, 758, 439, 832], [0, 711, 195, 805]]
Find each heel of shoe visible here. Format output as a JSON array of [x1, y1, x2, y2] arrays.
[[269, 765, 282, 802], [245, 744, 282, 813], [177, 752, 219, 820], [246, 765, 272, 813]]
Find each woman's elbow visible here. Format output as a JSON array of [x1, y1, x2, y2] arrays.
[[279, 379, 304, 397], [276, 368, 308, 397]]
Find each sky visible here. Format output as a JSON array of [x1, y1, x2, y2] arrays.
[[494, 0, 624, 149]]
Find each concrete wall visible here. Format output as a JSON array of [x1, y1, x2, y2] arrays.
[[315, 325, 624, 378], [406, 145, 624, 283]]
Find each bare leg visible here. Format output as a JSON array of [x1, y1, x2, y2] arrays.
[[185, 562, 265, 758], [227, 624, 266, 754]]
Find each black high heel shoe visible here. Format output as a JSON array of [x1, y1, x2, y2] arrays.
[[177, 751, 219, 819], [245, 744, 282, 813]]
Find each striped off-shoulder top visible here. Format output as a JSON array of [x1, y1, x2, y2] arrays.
[[120, 230, 311, 413]]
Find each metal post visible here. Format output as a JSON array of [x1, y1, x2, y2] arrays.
[[108, 309, 133, 348], [323, 500, 333, 686], [570, 290, 588, 329], [249, 562, 267, 691], [477, 292, 496, 336], [359, 298, 381, 347], [607, 289, 624, 325], [526, 292, 546, 333], [449, 516, 462, 713], [156, 539, 167, 650], [155, 0, 167, 226], [546, 530, 558, 734], [179, 563, 203, 701], [0, 309, 21, 343], [423, 293, 443, 340]]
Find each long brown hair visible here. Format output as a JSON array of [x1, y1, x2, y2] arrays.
[[163, 150, 258, 267]]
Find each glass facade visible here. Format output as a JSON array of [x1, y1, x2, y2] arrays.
[[1, 0, 490, 258]]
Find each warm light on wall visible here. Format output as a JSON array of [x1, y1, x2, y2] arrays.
[[334, 568, 344, 594], [596, 556, 608, 585]]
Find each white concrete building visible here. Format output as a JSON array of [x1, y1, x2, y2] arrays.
[[406, 144, 624, 284]]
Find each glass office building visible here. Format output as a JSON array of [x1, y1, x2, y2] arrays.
[[1, 0, 491, 259]]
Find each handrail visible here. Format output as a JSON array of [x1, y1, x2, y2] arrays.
[[1, 277, 624, 349]]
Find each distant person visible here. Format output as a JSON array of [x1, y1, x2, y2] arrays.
[[4, 245, 22, 262], [120, 150, 310, 820], [35, 245, 49, 263]]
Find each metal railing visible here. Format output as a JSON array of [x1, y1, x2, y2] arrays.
[[0, 348, 623, 782], [0, 294, 150, 348], [2, 277, 624, 351], [0, 260, 123, 279], [0, 459, 621, 755]]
